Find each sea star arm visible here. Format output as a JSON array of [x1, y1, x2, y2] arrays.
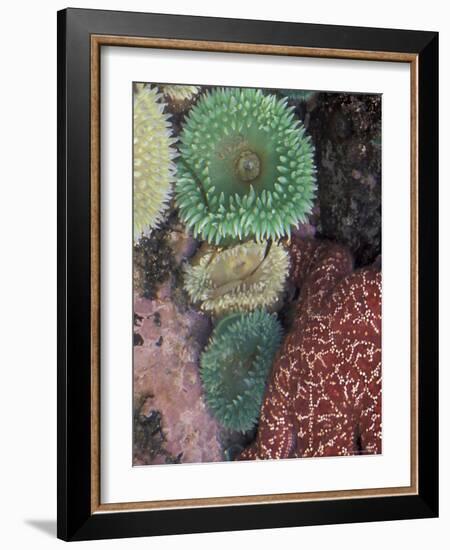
[[238, 359, 297, 460]]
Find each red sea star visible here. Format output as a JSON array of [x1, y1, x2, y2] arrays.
[[238, 238, 381, 460]]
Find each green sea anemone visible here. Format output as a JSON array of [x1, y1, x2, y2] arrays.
[[160, 84, 200, 102], [200, 310, 282, 432], [133, 84, 177, 242], [282, 89, 316, 102], [176, 88, 316, 245], [184, 241, 289, 316]]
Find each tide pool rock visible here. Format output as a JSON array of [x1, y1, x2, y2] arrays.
[[133, 293, 222, 465]]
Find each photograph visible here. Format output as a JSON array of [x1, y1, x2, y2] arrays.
[[132, 82, 382, 466]]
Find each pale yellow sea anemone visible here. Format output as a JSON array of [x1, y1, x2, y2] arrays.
[[160, 84, 200, 102], [133, 84, 177, 242], [184, 241, 290, 316]]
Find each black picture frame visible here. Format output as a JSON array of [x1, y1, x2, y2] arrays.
[[57, 7, 438, 541]]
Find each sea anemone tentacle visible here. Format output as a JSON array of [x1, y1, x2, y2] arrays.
[[133, 84, 178, 242], [184, 240, 290, 316], [282, 89, 316, 103], [160, 84, 200, 102], [200, 310, 283, 432], [176, 88, 316, 244]]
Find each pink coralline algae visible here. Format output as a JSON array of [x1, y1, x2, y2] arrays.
[[134, 287, 223, 465], [238, 237, 381, 460]]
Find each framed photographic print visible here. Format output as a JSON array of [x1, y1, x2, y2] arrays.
[[57, 8, 439, 541]]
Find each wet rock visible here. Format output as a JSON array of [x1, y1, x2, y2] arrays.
[[134, 208, 199, 305], [167, 228, 199, 264], [220, 426, 257, 461], [133, 293, 222, 465], [134, 229, 176, 299], [308, 93, 382, 267], [292, 205, 321, 239]]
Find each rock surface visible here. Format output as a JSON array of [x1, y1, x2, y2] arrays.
[[133, 288, 223, 465], [305, 92, 382, 267]]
